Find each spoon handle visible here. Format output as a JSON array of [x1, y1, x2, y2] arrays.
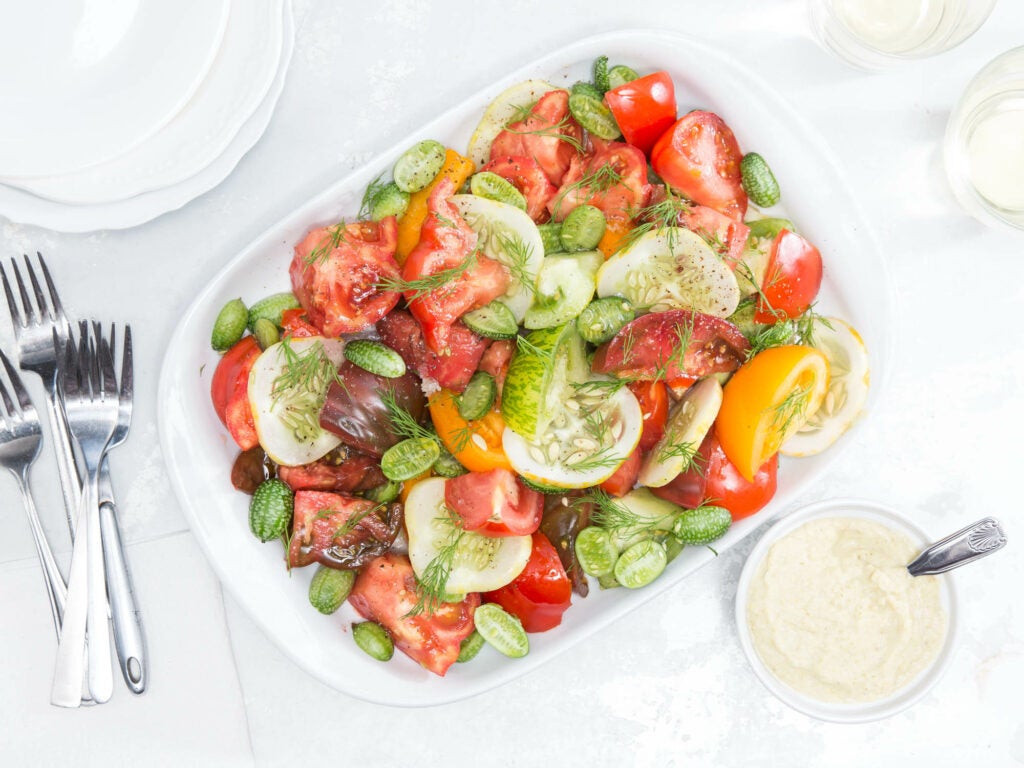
[[908, 517, 1007, 576]]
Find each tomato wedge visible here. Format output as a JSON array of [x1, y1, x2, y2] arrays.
[[378, 309, 490, 393], [429, 389, 511, 472], [603, 71, 677, 156], [549, 139, 650, 222], [279, 308, 320, 338], [480, 155, 557, 222], [211, 336, 261, 450], [490, 89, 582, 186], [651, 110, 747, 221], [754, 229, 824, 322], [483, 531, 572, 632], [403, 177, 510, 352], [679, 204, 751, 268], [349, 553, 479, 676], [445, 468, 543, 536], [599, 447, 641, 497], [628, 379, 669, 452]]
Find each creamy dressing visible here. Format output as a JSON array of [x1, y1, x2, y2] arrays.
[[967, 102, 1024, 211], [747, 517, 946, 703]]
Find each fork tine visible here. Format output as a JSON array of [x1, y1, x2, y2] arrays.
[[23, 253, 52, 324], [62, 338, 81, 398], [0, 347, 32, 412], [120, 324, 133, 403], [90, 321, 104, 397], [1, 262, 23, 330], [0, 355, 18, 418], [35, 252, 68, 327], [98, 324, 117, 399], [11, 259, 38, 326]]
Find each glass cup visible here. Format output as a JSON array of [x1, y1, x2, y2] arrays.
[[808, 0, 997, 69], [944, 46, 1024, 231]]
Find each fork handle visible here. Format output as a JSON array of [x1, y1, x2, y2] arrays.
[[15, 468, 67, 637], [41, 380, 82, 536], [98, 463, 147, 695]]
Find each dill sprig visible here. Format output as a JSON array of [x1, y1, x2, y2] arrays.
[[794, 308, 832, 347], [336, 501, 386, 537], [358, 176, 387, 220], [747, 319, 797, 359], [507, 114, 586, 154], [496, 232, 538, 297], [272, 339, 343, 440], [587, 489, 673, 540], [549, 162, 623, 219], [304, 221, 349, 266], [407, 507, 465, 617], [621, 186, 692, 252], [376, 250, 479, 300], [572, 378, 631, 397], [381, 388, 434, 441], [771, 383, 813, 436]]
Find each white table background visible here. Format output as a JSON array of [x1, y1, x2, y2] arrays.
[[1, 1, 1022, 765]]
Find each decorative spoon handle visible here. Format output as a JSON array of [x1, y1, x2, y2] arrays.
[[908, 517, 1007, 576]]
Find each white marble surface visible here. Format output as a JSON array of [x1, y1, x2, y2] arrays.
[[1, 1, 1022, 766]]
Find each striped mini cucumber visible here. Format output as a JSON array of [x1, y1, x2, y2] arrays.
[[672, 505, 732, 546], [249, 479, 294, 542], [211, 298, 248, 351], [308, 567, 355, 615], [344, 339, 406, 378], [247, 292, 301, 331], [740, 153, 780, 208]]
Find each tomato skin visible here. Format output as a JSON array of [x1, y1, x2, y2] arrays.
[[377, 309, 490, 393], [705, 429, 777, 519], [754, 230, 823, 322], [603, 71, 677, 156], [211, 336, 261, 450], [549, 139, 650, 222], [289, 491, 401, 569], [678, 204, 751, 268], [628, 380, 669, 452], [290, 217, 402, 337], [592, 310, 750, 382], [428, 389, 511, 473], [477, 339, 514, 403], [349, 553, 479, 676], [651, 111, 747, 221], [445, 468, 543, 537], [649, 431, 709, 509], [490, 90, 582, 186], [483, 531, 571, 633], [480, 155, 557, 222], [599, 448, 641, 497], [276, 450, 385, 494], [279, 308, 320, 338], [403, 177, 510, 352]]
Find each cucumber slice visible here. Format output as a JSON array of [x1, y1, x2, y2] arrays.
[[470, 171, 527, 210], [393, 140, 446, 193], [571, 81, 603, 100], [607, 65, 639, 88], [613, 539, 667, 589], [568, 91, 620, 140], [404, 478, 532, 594], [344, 339, 406, 378], [577, 297, 634, 344], [575, 526, 619, 577], [474, 603, 529, 658], [639, 377, 723, 488], [367, 181, 410, 221], [559, 204, 606, 252], [432, 444, 468, 478], [457, 630, 486, 663], [451, 194, 543, 323], [211, 298, 248, 351], [381, 437, 440, 482], [596, 227, 741, 318], [462, 300, 518, 340], [523, 251, 602, 330], [537, 222, 563, 255], [606, 488, 681, 551], [458, 371, 497, 421], [740, 152, 780, 208]]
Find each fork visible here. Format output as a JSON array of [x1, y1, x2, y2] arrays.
[[96, 324, 147, 694], [0, 254, 81, 535], [51, 323, 118, 707], [0, 348, 67, 637]]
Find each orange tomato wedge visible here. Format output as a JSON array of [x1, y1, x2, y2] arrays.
[[716, 345, 830, 481], [395, 149, 475, 264], [428, 389, 511, 473], [597, 216, 634, 259]]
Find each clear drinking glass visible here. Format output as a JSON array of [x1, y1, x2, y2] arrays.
[[944, 46, 1024, 231], [808, 0, 997, 69]]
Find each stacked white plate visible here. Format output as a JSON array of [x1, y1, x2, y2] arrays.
[[0, 0, 294, 232]]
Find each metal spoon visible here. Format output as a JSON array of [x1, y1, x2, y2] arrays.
[[908, 517, 1007, 576]]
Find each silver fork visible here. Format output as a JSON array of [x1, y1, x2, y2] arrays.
[[0, 254, 81, 535], [0, 348, 67, 637], [97, 324, 147, 695], [51, 323, 117, 707]]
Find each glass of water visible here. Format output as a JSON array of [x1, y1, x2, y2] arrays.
[[808, 0, 997, 69], [945, 46, 1024, 231]]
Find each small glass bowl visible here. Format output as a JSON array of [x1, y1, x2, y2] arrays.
[[734, 498, 959, 723]]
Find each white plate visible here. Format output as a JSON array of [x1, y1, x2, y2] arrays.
[[0, 0, 230, 178], [158, 30, 894, 707], [0, 2, 294, 233], [13, 0, 285, 205], [734, 499, 958, 723]]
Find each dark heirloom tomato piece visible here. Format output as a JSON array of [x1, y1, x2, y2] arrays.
[[549, 139, 650, 222], [603, 71, 677, 156], [483, 531, 572, 633], [288, 491, 402, 569], [403, 177, 510, 353], [754, 229, 823, 322], [231, 446, 275, 494], [480, 155, 557, 222], [377, 309, 490, 393], [211, 336, 261, 450], [540, 492, 592, 597], [290, 217, 402, 336], [679, 204, 751, 268], [349, 553, 479, 677], [490, 89, 582, 186], [276, 446, 385, 494], [318, 359, 426, 458], [445, 468, 544, 537], [592, 310, 750, 384], [651, 111, 747, 221]]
